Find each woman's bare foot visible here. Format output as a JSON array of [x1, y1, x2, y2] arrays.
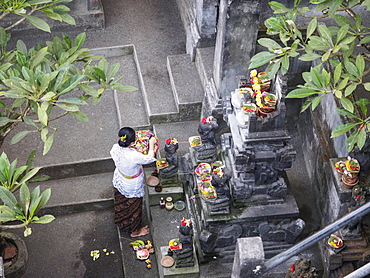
[[130, 226, 150, 238]]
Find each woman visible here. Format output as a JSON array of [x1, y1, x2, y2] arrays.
[[110, 127, 157, 237]]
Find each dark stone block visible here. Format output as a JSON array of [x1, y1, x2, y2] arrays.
[[199, 230, 217, 253]]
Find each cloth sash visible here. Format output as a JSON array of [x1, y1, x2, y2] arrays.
[[118, 166, 143, 179]]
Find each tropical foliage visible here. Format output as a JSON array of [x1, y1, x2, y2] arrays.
[[249, 0, 370, 152], [0, 0, 136, 155], [0, 183, 54, 237], [0, 151, 52, 236], [1, 0, 76, 32], [0, 0, 135, 234]]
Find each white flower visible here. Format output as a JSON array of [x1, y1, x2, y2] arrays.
[[286, 20, 296, 28]]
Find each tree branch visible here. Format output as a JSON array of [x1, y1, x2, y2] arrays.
[[5, 6, 38, 31], [0, 222, 28, 230], [0, 11, 10, 21]]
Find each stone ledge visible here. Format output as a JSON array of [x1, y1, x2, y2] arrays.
[[159, 246, 199, 278], [146, 186, 184, 207]]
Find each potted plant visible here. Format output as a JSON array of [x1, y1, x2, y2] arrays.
[[0, 151, 54, 277]]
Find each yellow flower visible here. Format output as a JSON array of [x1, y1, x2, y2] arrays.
[[90, 250, 100, 261]]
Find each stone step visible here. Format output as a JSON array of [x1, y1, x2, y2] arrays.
[[12, 208, 125, 278], [263, 242, 293, 259], [158, 246, 199, 278], [330, 262, 355, 278], [3, 45, 150, 167], [153, 120, 201, 158], [153, 54, 204, 124], [147, 186, 184, 208], [198, 261, 234, 278], [0, 0, 104, 33], [119, 197, 160, 278], [341, 246, 370, 256], [91, 45, 151, 129], [343, 237, 369, 248], [195, 47, 215, 93], [28, 172, 114, 216]]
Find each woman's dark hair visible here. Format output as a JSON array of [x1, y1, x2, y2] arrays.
[[118, 127, 136, 147]]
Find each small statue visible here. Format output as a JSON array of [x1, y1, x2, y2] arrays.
[[159, 138, 179, 182], [342, 185, 366, 238], [238, 76, 248, 88], [206, 161, 231, 215], [194, 116, 218, 161], [173, 218, 194, 268], [285, 258, 318, 278]]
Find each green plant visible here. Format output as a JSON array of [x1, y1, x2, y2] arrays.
[[0, 150, 48, 191], [0, 151, 52, 236], [249, 0, 370, 152], [0, 152, 39, 192], [0, 0, 76, 32], [0, 0, 137, 155], [0, 0, 135, 239], [0, 184, 54, 237]]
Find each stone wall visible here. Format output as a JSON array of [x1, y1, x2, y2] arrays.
[[296, 94, 348, 226], [176, 0, 218, 60]]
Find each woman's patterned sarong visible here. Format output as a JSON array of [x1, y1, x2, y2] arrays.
[[114, 188, 142, 232]]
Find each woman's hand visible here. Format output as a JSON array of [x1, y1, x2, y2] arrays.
[[148, 136, 157, 157], [149, 136, 157, 148]]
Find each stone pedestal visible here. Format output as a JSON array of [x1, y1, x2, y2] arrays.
[[231, 237, 264, 278], [325, 158, 357, 226], [159, 246, 199, 278], [321, 158, 370, 274], [160, 175, 180, 187], [145, 170, 184, 207]]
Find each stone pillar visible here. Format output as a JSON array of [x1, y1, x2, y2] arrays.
[[88, 0, 100, 11], [196, 0, 218, 41], [177, 0, 218, 59], [231, 237, 264, 278], [214, 0, 261, 98]]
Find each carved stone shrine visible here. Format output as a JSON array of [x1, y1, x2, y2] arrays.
[[181, 73, 305, 263]]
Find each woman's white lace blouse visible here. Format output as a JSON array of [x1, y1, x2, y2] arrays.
[[110, 144, 156, 198]]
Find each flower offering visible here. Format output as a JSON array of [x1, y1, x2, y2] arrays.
[[133, 130, 159, 154], [189, 136, 202, 147]]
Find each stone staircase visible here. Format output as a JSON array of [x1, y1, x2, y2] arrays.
[[6, 40, 215, 277]]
